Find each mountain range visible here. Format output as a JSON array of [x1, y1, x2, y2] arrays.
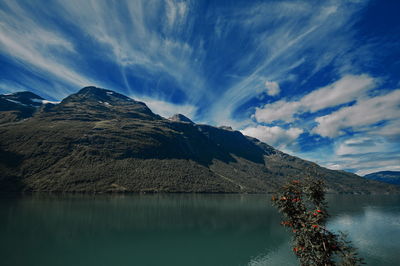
[[364, 171, 400, 185], [0, 86, 398, 194]]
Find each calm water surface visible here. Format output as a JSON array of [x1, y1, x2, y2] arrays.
[[0, 194, 399, 266]]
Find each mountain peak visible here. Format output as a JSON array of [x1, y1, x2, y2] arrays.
[[169, 113, 194, 123], [0, 91, 47, 123], [7, 91, 44, 100], [71, 86, 135, 103], [219, 126, 233, 131], [52, 86, 158, 121], [0, 91, 45, 108]]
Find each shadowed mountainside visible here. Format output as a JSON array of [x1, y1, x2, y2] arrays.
[[0, 91, 45, 124], [0, 86, 398, 194]]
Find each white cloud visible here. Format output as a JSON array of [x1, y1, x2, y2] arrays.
[[342, 156, 400, 176], [241, 125, 303, 149], [132, 95, 197, 120], [165, 0, 188, 29], [313, 89, 400, 138], [357, 165, 400, 176], [336, 137, 388, 156], [254, 100, 301, 123], [323, 163, 343, 171], [368, 120, 400, 142], [264, 81, 280, 96], [255, 74, 375, 123], [301, 74, 375, 112], [313, 152, 400, 177]]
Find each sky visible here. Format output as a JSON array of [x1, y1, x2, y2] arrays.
[[0, 0, 399, 175]]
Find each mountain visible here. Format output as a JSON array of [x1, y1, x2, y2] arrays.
[[169, 114, 194, 123], [364, 171, 400, 185], [0, 86, 398, 194], [0, 91, 48, 124]]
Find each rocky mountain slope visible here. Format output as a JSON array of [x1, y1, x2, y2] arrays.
[[364, 171, 400, 185], [0, 87, 398, 194], [0, 91, 46, 124]]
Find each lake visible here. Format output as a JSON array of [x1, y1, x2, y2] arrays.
[[1, 194, 399, 266]]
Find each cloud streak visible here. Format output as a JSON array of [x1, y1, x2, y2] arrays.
[[255, 75, 375, 123], [131, 95, 197, 120], [0, 0, 94, 91], [241, 125, 303, 150], [313, 89, 400, 138]]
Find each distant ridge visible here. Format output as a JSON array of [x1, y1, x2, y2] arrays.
[[364, 171, 400, 185], [0, 87, 399, 194], [0, 91, 47, 124]]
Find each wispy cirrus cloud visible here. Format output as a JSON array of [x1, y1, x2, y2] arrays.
[[55, 0, 208, 102], [0, 0, 94, 91]]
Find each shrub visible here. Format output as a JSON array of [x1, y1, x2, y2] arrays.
[[271, 175, 364, 265]]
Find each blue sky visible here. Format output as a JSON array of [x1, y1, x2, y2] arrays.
[[0, 0, 399, 175]]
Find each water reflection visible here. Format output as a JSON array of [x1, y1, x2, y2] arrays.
[[327, 196, 400, 266], [0, 194, 399, 266]]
